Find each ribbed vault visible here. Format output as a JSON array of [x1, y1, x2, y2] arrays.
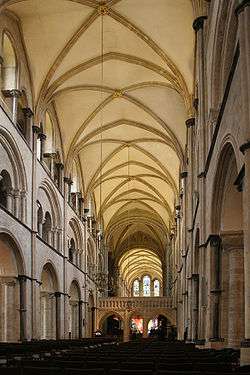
[[3, 0, 195, 286]]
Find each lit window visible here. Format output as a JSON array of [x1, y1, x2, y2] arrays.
[[133, 279, 140, 297], [154, 279, 160, 296], [143, 275, 150, 297]]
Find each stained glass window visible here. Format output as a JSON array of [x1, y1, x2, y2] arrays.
[[133, 279, 140, 297], [154, 279, 160, 296], [143, 275, 151, 296]]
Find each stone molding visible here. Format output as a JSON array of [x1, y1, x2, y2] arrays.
[[32, 125, 41, 134], [180, 171, 188, 179], [185, 117, 195, 128], [192, 16, 207, 32], [22, 107, 34, 118], [240, 141, 250, 154], [241, 339, 250, 347], [2, 89, 22, 98], [235, 0, 250, 16]]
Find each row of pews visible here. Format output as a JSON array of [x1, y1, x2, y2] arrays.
[[0, 338, 249, 374]]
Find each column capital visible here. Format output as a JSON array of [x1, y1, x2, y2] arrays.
[[64, 177, 73, 185], [17, 275, 29, 282], [191, 273, 199, 281], [38, 133, 46, 141], [241, 339, 250, 347], [2, 89, 22, 98], [54, 291, 64, 298], [180, 171, 188, 179], [56, 162, 64, 170], [235, 0, 250, 16], [22, 107, 34, 118], [43, 152, 57, 159], [185, 117, 195, 128], [32, 125, 41, 134], [192, 16, 208, 32], [240, 141, 250, 154], [220, 231, 244, 250], [208, 234, 221, 247]]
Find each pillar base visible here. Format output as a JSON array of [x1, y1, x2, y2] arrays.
[[241, 340, 250, 365], [206, 337, 225, 349], [194, 339, 205, 345]]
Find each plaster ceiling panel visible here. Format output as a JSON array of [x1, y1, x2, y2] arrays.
[[141, 176, 175, 207], [83, 126, 164, 144], [52, 12, 167, 82], [137, 141, 180, 182], [8, 0, 92, 99], [79, 141, 122, 190], [113, 0, 194, 90], [130, 86, 187, 146], [107, 179, 164, 203], [55, 60, 168, 92], [75, 97, 173, 142], [146, 201, 170, 227], [107, 190, 157, 204], [54, 90, 109, 154], [103, 202, 126, 229]]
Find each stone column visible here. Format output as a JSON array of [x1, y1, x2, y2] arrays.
[[64, 177, 73, 204], [123, 314, 130, 342], [78, 300, 83, 339], [6, 189, 13, 213], [38, 133, 46, 162], [20, 191, 27, 223], [0, 281, 7, 341], [208, 235, 222, 342], [18, 275, 28, 341], [22, 107, 33, 144], [191, 274, 199, 341], [13, 189, 20, 219], [91, 306, 95, 337], [236, 0, 250, 365], [143, 317, 149, 338], [221, 232, 244, 348], [55, 292, 62, 340]]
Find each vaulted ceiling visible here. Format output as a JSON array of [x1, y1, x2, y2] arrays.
[[3, 0, 196, 278]]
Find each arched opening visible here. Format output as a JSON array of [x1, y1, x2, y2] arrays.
[[143, 275, 151, 297], [37, 201, 43, 236], [148, 314, 172, 339], [102, 314, 123, 340], [0, 233, 24, 342], [40, 263, 58, 339], [0, 170, 12, 211], [68, 238, 76, 263], [212, 144, 244, 348], [2, 33, 17, 91], [42, 211, 52, 245], [69, 281, 81, 339], [130, 315, 143, 339], [132, 279, 140, 297], [153, 279, 160, 297]]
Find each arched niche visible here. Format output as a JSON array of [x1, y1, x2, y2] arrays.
[[2, 32, 17, 91], [68, 280, 81, 339], [0, 232, 25, 342], [40, 263, 58, 339], [211, 143, 244, 348]]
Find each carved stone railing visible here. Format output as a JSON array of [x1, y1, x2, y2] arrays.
[[98, 297, 172, 311]]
